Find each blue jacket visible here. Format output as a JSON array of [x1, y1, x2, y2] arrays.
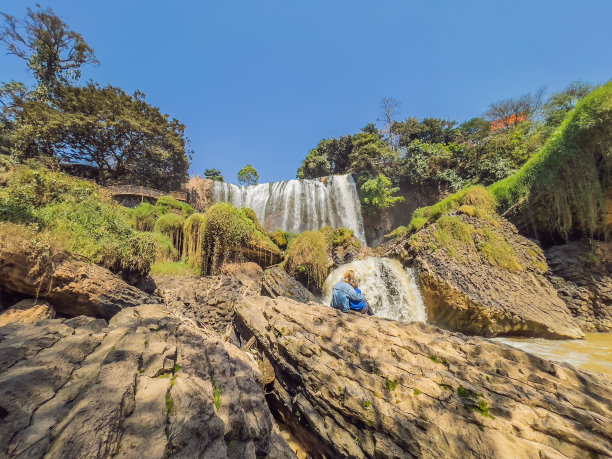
[[331, 281, 367, 313]]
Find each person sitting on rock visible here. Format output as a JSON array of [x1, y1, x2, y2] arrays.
[[331, 270, 371, 315]]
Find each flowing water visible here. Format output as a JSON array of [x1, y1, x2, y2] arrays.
[[322, 257, 427, 323], [493, 333, 612, 377], [212, 175, 366, 242]]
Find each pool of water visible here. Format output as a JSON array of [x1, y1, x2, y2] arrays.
[[493, 333, 612, 377]]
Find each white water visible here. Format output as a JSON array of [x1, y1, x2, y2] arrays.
[[322, 257, 427, 323], [212, 175, 366, 242]]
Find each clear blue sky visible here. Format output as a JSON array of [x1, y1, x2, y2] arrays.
[[1, 1, 611, 183]]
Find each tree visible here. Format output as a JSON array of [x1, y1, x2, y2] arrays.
[[349, 132, 394, 182], [379, 97, 400, 150], [0, 7, 98, 95], [542, 81, 595, 131], [359, 173, 404, 214], [9, 83, 190, 190], [204, 168, 224, 181], [484, 88, 545, 127], [238, 164, 259, 186], [297, 148, 331, 179]]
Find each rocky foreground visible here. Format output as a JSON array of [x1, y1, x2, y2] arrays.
[[0, 275, 611, 459]]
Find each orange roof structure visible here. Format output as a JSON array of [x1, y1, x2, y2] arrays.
[[490, 113, 527, 131]]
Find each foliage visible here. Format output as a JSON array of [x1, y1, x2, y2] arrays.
[[0, 7, 98, 95], [237, 164, 259, 186], [154, 213, 184, 255], [155, 196, 194, 217], [6, 83, 191, 190], [384, 225, 408, 240], [359, 174, 404, 214], [132, 202, 161, 232], [489, 81, 612, 240], [150, 232, 178, 262], [325, 227, 360, 250], [240, 207, 266, 235], [182, 212, 206, 267], [271, 230, 292, 249], [284, 230, 328, 291], [0, 166, 156, 277], [204, 168, 224, 181]]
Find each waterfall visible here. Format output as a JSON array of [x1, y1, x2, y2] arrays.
[[322, 257, 427, 323], [212, 175, 366, 242]]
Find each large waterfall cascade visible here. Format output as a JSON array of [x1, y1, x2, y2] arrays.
[[322, 257, 427, 323], [212, 175, 366, 242]]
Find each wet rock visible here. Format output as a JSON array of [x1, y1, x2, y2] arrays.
[[0, 233, 156, 319], [262, 267, 317, 304], [0, 299, 55, 326], [545, 240, 612, 332], [0, 305, 295, 458], [234, 296, 612, 459]]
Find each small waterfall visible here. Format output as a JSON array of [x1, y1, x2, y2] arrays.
[[322, 257, 427, 323], [212, 175, 366, 242]]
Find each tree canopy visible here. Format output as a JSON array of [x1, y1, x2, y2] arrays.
[[238, 164, 259, 186]]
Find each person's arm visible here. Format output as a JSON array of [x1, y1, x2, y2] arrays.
[[346, 288, 366, 304]]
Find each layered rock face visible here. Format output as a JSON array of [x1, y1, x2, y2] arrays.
[[0, 232, 156, 319], [262, 266, 317, 303], [234, 296, 612, 459], [388, 213, 583, 339], [545, 240, 612, 331], [0, 299, 55, 326], [0, 304, 295, 458]]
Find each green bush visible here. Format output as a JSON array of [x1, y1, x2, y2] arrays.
[[150, 232, 178, 262], [155, 195, 194, 218], [154, 213, 185, 254], [183, 213, 206, 267], [132, 202, 161, 231], [359, 173, 404, 214], [284, 230, 329, 290]]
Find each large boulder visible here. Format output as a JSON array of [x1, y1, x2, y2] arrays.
[[389, 213, 583, 339], [0, 232, 156, 319], [262, 267, 317, 304], [0, 299, 55, 327], [234, 296, 612, 459], [0, 305, 295, 458], [545, 240, 612, 332]]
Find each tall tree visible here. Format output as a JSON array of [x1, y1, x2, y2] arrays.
[[379, 97, 401, 150], [484, 88, 545, 127], [9, 83, 190, 189], [204, 168, 224, 181], [238, 164, 259, 186], [0, 7, 98, 96]]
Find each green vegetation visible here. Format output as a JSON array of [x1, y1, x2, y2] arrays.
[[360, 174, 404, 214], [284, 229, 328, 290], [151, 261, 198, 276], [364, 401, 371, 408], [237, 164, 259, 186], [0, 167, 155, 277], [155, 196, 194, 218], [413, 389, 422, 396], [213, 381, 223, 411], [385, 225, 409, 240], [386, 380, 398, 391]]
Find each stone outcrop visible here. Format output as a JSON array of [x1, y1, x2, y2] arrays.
[[221, 262, 264, 293], [262, 267, 317, 304], [185, 176, 214, 213], [0, 305, 295, 458], [0, 232, 156, 319], [545, 240, 612, 331], [0, 299, 55, 327], [387, 213, 583, 339], [234, 296, 612, 459]]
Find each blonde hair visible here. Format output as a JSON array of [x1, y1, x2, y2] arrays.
[[343, 270, 358, 287]]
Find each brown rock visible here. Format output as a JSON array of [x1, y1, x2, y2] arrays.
[[0, 304, 295, 458], [234, 296, 612, 459], [185, 176, 214, 213], [0, 231, 156, 319], [0, 299, 55, 326], [222, 262, 263, 294], [404, 213, 583, 339], [262, 267, 317, 304]]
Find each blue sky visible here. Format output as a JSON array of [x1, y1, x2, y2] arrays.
[[1, 1, 611, 183]]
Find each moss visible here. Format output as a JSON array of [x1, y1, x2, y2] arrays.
[[240, 207, 266, 235], [270, 230, 291, 249], [364, 401, 371, 408], [166, 391, 174, 415], [212, 378, 223, 411], [183, 213, 206, 272], [155, 195, 194, 218], [132, 202, 161, 231], [283, 229, 329, 290], [151, 261, 199, 276], [324, 227, 361, 250], [477, 228, 523, 272], [432, 216, 475, 259], [429, 355, 449, 367], [385, 225, 409, 240], [457, 386, 482, 398], [386, 380, 398, 391], [150, 232, 178, 262], [413, 389, 422, 396], [154, 213, 184, 254]]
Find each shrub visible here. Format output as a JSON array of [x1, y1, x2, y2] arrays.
[[271, 230, 292, 249], [241, 207, 266, 235], [154, 213, 184, 253], [359, 173, 404, 214], [150, 232, 178, 262], [284, 230, 329, 290], [132, 202, 161, 231], [385, 225, 409, 239], [183, 213, 206, 268], [155, 195, 194, 218]]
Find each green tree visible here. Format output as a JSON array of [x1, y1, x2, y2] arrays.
[[0, 7, 98, 96], [349, 132, 394, 181], [204, 168, 224, 181], [9, 83, 190, 189], [359, 174, 404, 214], [541, 81, 595, 131], [297, 148, 331, 179], [238, 164, 259, 186]]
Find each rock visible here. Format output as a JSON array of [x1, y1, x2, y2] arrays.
[[0, 305, 295, 458], [185, 176, 214, 213], [0, 299, 55, 326], [394, 213, 583, 339], [0, 231, 156, 319], [545, 240, 612, 332], [221, 262, 263, 294], [236, 239, 283, 268], [234, 296, 612, 459], [262, 267, 317, 304]]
